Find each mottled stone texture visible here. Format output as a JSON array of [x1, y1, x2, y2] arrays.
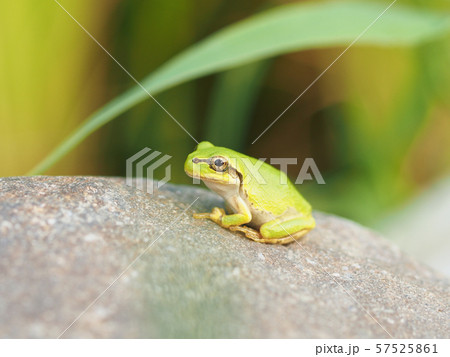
[[0, 176, 448, 338]]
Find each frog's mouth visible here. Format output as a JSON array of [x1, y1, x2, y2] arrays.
[[185, 167, 243, 186], [184, 170, 224, 183], [184, 169, 199, 179]]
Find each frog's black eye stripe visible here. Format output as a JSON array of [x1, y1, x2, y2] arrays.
[[192, 157, 209, 164], [210, 156, 228, 172]]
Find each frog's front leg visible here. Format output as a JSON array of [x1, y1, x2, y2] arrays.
[[193, 196, 252, 229], [193, 207, 226, 223]]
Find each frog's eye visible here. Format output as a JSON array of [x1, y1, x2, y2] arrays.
[[210, 156, 228, 172]]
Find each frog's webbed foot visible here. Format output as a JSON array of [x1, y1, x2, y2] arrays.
[[193, 207, 226, 225], [230, 225, 304, 245], [229, 225, 262, 240]]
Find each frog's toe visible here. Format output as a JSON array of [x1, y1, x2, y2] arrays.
[[229, 225, 262, 240], [193, 207, 225, 220], [193, 212, 211, 219]]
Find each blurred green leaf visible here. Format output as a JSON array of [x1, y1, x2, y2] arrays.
[[302, 34, 450, 226], [204, 60, 271, 151], [28, 1, 450, 174]]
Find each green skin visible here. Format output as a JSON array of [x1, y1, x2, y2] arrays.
[[184, 141, 315, 244]]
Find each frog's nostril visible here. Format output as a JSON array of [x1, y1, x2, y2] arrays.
[[192, 158, 200, 164]]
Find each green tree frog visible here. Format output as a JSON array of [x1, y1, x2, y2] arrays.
[[184, 141, 315, 244]]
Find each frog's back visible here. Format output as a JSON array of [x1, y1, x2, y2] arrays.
[[237, 155, 311, 217]]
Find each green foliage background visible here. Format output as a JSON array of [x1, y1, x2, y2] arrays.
[[1, 0, 449, 238]]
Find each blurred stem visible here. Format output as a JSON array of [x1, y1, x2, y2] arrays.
[[204, 60, 271, 151]]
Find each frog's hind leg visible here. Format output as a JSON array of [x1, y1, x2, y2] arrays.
[[229, 225, 304, 244], [270, 229, 309, 244], [229, 225, 262, 241], [259, 216, 315, 244]]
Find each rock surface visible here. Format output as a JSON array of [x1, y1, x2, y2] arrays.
[[0, 176, 448, 338]]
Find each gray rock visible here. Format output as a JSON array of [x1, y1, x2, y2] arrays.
[[0, 176, 448, 338]]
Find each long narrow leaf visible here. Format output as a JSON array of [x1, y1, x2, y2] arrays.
[[29, 1, 450, 174]]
